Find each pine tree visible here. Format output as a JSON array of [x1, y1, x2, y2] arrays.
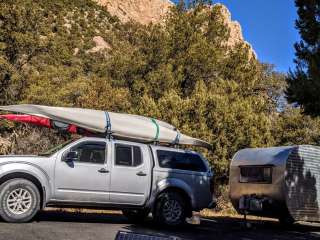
[[286, 0, 320, 116]]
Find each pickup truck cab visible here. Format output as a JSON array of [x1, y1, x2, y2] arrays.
[[0, 137, 215, 226]]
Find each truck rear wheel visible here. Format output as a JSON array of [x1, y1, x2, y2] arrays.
[[153, 191, 187, 226], [122, 209, 150, 223], [0, 178, 40, 223]]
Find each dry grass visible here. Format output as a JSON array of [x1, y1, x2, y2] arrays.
[[200, 209, 278, 222], [43, 207, 277, 223], [44, 207, 122, 215], [0, 137, 11, 154], [0, 124, 70, 155]]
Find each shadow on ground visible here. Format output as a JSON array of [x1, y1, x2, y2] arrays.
[[36, 210, 128, 224], [32, 210, 320, 240]]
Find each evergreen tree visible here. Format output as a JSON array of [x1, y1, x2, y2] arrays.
[[286, 0, 320, 116]]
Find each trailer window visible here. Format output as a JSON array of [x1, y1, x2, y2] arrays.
[[157, 150, 207, 172], [239, 166, 272, 183]]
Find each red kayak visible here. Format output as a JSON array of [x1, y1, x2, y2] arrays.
[[0, 114, 83, 134]]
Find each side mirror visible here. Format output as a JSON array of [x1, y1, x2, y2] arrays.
[[64, 151, 78, 162]]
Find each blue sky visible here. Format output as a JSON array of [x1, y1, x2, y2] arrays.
[[172, 0, 300, 73]]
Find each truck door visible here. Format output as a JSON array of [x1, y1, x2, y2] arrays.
[[109, 142, 151, 205], [54, 139, 111, 203]]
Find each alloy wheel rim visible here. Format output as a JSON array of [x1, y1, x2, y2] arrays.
[[162, 199, 182, 224], [6, 188, 32, 215]]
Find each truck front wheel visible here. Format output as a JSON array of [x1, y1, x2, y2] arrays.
[[153, 191, 187, 226], [122, 209, 150, 223], [0, 178, 40, 223]]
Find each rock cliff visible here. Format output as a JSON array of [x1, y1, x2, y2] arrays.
[[94, 1, 254, 55]]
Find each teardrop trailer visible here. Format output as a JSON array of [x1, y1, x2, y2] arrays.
[[0, 104, 216, 225], [229, 146, 320, 225]]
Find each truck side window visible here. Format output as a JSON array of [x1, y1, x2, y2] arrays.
[[157, 150, 207, 172], [71, 142, 106, 164], [133, 146, 142, 166], [115, 144, 143, 167]]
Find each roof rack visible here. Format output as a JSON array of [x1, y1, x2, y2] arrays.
[[152, 141, 160, 146]]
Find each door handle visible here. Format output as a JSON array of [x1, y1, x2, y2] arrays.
[[136, 171, 147, 176], [98, 168, 109, 173]]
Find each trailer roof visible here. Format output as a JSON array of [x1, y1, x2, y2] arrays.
[[231, 146, 295, 166]]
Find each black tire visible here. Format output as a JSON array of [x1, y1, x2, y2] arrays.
[[153, 191, 187, 227], [0, 178, 40, 223], [122, 209, 150, 223], [278, 214, 295, 226]]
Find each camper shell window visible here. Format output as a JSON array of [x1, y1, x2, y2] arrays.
[[239, 165, 272, 184], [157, 150, 207, 172]]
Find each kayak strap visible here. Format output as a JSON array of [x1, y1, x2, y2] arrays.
[[151, 118, 159, 142], [172, 130, 181, 145], [105, 112, 112, 139]]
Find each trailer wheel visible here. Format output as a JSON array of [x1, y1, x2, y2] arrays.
[[122, 209, 150, 223], [153, 191, 187, 227], [0, 178, 40, 223]]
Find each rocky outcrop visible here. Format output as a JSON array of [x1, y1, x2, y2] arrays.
[[86, 36, 111, 54], [95, 0, 173, 25], [94, 0, 254, 56], [216, 4, 255, 56], [216, 4, 244, 47]]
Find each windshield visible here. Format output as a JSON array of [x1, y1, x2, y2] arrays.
[[38, 139, 76, 156]]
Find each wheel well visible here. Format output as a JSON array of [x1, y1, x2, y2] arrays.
[[155, 187, 193, 217], [0, 172, 44, 208]]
